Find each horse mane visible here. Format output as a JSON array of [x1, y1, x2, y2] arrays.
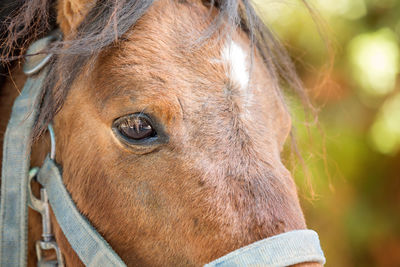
[[0, 0, 308, 139]]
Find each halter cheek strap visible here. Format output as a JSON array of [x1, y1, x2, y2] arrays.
[[0, 32, 126, 267], [0, 34, 55, 266], [0, 33, 326, 267]]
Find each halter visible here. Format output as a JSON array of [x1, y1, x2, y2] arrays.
[[0, 34, 325, 267]]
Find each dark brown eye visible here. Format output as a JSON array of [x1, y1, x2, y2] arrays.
[[116, 114, 156, 140]]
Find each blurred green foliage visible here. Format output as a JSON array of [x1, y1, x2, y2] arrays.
[[254, 0, 400, 266]]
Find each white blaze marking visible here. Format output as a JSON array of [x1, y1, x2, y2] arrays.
[[221, 40, 250, 90], [220, 40, 255, 121]]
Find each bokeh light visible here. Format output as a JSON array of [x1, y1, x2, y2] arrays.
[[370, 93, 400, 154], [348, 28, 399, 97]]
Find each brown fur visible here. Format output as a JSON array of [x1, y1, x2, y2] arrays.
[[0, 0, 321, 266]]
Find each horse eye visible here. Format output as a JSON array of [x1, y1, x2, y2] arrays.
[[115, 114, 156, 140]]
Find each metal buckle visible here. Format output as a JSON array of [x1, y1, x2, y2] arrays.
[[28, 125, 63, 266], [36, 239, 64, 267], [28, 169, 65, 267], [48, 124, 56, 160], [23, 30, 61, 76]]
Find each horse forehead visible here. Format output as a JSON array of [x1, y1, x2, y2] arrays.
[[97, 0, 275, 120]]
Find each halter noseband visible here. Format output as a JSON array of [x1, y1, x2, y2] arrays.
[[0, 34, 325, 267]]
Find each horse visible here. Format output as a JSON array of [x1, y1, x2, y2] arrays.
[[0, 0, 325, 266]]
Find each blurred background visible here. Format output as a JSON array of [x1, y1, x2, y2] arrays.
[[253, 0, 400, 266]]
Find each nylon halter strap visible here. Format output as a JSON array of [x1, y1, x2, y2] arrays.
[[0, 33, 57, 266], [0, 34, 325, 267], [0, 33, 126, 267], [205, 230, 325, 266]]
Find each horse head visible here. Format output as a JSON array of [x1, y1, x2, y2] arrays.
[[0, 0, 324, 266]]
